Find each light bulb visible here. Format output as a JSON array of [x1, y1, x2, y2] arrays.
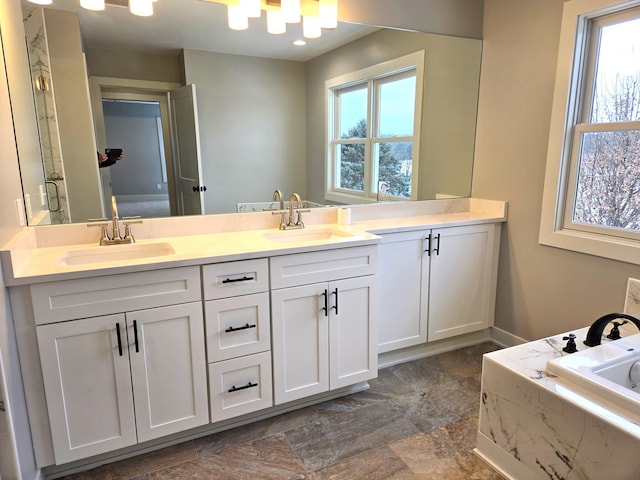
[[319, 0, 337, 29], [281, 0, 300, 23], [80, 0, 105, 11], [267, 10, 286, 35], [129, 0, 154, 16], [228, 4, 248, 30], [240, 0, 261, 18], [303, 15, 321, 38]]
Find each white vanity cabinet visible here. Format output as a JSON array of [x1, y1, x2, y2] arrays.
[[203, 259, 273, 422], [28, 267, 208, 465], [270, 246, 377, 405], [378, 223, 500, 351]]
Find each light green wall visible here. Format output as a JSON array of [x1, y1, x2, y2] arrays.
[[472, 0, 640, 341], [182, 49, 307, 214], [305, 29, 481, 204]]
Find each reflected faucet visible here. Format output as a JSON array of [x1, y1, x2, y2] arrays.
[[273, 189, 284, 211], [288, 193, 302, 226], [583, 312, 640, 347]]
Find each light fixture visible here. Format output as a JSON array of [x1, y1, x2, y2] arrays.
[[302, 14, 321, 38], [80, 0, 105, 10], [281, 0, 300, 23], [27, 0, 53, 5], [241, 0, 261, 18], [129, 0, 155, 16], [318, 0, 337, 29], [267, 9, 286, 34], [228, 3, 248, 30]]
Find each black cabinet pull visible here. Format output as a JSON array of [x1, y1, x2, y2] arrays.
[[434, 233, 441, 256], [225, 323, 257, 333], [321, 289, 328, 317], [425, 234, 432, 256], [222, 276, 254, 284], [228, 381, 258, 393], [133, 320, 139, 353], [331, 288, 339, 315], [116, 322, 123, 357]]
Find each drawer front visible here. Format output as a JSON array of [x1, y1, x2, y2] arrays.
[[31, 266, 201, 325], [202, 259, 268, 300], [208, 351, 273, 422], [205, 293, 271, 362], [270, 245, 377, 289]]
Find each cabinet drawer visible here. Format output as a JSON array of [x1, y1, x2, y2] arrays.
[[202, 259, 268, 300], [205, 293, 271, 362], [30, 267, 201, 325], [208, 351, 273, 422], [270, 245, 377, 289]]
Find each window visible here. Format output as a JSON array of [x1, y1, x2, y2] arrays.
[[325, 52, 424, 204], [540, 0, 640, 265]]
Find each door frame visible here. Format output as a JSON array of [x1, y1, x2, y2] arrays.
[[89, 76, 181, 216]]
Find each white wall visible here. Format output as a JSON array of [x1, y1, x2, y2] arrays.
[[472, 0, 640, 340]]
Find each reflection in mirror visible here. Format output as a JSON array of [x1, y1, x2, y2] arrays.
[[18, 0, 481, 224]]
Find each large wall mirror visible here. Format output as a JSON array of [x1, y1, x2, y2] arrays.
[[17, 0, 482, 225]]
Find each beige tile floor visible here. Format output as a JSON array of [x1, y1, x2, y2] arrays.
[[61, 343, 502, 480]]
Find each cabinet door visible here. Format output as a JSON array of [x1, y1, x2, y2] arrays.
[[127, 302, 208, 443], [377, 230, 429, 352], [329, 276, 377, 389], [428, 224, 498, 341], [271, 284, 329, 405], [37, 314, 137, 464]]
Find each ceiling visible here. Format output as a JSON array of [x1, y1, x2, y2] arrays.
[[32, 0, 380, 61]]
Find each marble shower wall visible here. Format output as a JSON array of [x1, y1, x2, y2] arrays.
[[23, 7, 70, 224]]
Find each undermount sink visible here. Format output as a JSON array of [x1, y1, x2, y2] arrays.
[[58, 242, 175, 266], [262, 228, 361, 244], [546, 333, 640, 414]]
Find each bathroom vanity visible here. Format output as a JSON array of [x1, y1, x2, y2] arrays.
[[1, 198, 506, 476]]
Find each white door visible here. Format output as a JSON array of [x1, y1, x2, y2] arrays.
[[169, 85, 204, 216], [428, 224, 497, 341], [271, 283, 330, 405], [36, 314, 137, 464], [127, 302, 208, 443], [329, 276, 377, 389], [377, 230, 430, 352]]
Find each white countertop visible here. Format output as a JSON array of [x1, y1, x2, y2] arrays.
[[1, 198, 507, 286]]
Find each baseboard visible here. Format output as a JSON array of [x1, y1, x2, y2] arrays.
[[489, 326, 528, 348]]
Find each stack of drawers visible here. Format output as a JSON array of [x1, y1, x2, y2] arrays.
[[203, 259, 273, 422]]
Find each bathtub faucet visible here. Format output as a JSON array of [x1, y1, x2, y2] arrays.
[[583, 312, 640, 347]]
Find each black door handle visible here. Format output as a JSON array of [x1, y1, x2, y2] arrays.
[[331, 288, 339, 315], [116, 322, 123, 356], [133, 320, 139, 353], [321, 289, 328, 317]]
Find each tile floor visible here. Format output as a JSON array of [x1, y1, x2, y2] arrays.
[[61, 342, 502, 480]]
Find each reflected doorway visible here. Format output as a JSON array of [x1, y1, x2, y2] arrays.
[[102, 98, 172, 218]]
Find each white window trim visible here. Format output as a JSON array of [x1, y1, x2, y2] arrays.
[[324, 51, 424, 205], [539, 0, 640, 265]]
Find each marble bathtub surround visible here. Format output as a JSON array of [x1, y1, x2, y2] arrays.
[[477, 323, 640, 479], [626, 277, 640, 317], [57, 343, 502, 480]]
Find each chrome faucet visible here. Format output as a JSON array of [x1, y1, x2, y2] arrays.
[[87, 196, 142, 245], [583, 312, 640, 346]]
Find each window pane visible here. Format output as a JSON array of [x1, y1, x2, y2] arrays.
[[338, 87, 367, 139], [338, 143, 365, 191], [573, 130, 640, 231], [591, 17, 640, 123], [376, 142, 412, 198], [378, 75, 416, 137]]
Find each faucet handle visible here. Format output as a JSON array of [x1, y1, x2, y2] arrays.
[[271, 210, 287, 230], [121, 216, 143, 224], [606, 320, 628, 340], [87, 221, 111, 245], [295, 208, 311, 227]]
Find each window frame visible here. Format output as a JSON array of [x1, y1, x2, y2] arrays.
[[325, 51, 424, 205], [539, 0, 640, 265]]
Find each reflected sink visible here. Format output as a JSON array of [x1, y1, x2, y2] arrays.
[[547, 333, 640, 413], [263, 228, 362, 244], [59, 242, 175, 266]]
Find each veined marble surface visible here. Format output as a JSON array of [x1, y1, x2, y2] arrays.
[[479, 322, 640, 480]]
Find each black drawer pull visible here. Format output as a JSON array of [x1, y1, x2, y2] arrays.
[[229, 381, 258, 393], [115, 322, 123, 357], [221, 276, 255, 284], [225, 323, 257, 333]]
